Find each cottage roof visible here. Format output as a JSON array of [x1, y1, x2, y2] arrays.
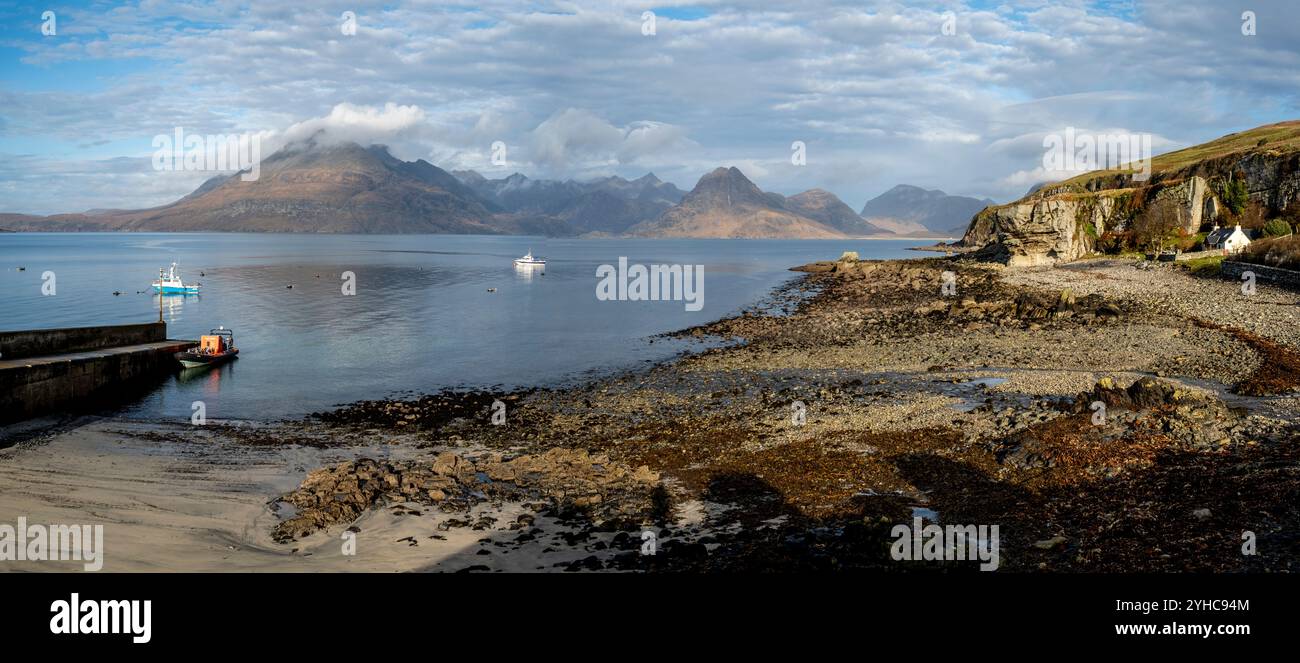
[[1206, 227, 1235, 244]]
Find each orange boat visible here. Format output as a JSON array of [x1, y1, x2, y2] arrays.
[[177, 327, 239, 369]]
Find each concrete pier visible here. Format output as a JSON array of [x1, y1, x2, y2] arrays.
[[0, 322, 197, 424]]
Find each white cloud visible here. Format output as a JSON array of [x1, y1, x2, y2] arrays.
[[279, 103, 427, 148], [525, 109, 693, 175], [3, 0, 1298, 213]]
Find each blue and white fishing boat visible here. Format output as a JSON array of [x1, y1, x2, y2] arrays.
[[152, 262, 201, 294]]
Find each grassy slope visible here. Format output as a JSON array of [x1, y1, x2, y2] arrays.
[[1060, 120, 1300, 187]]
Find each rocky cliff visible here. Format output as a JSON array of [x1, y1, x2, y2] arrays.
[[960, 121, 1300, 266]]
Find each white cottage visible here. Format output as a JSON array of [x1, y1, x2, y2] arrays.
[[1205, 224, 1251, 254]]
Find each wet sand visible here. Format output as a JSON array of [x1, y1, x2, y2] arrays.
[[0, 420, 646, 572]]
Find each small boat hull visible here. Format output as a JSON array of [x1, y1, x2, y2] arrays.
[[153, 285, 200, 294], [176, 349, 238, 369]]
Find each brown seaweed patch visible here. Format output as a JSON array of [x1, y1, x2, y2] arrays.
[[1193, 319, 1300, 396]]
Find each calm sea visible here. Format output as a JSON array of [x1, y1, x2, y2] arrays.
[[0, 233, 923, 421]]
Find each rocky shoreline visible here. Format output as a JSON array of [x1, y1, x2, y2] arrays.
[[67, 253, 1296, 572]]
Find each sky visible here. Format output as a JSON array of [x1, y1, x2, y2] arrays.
[[0, 0, 1298, 215]]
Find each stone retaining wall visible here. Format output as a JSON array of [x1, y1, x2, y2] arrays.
[[0, 322, 165, 360], [0, 322, 193, 425], [1221, 260, 1300, 288]]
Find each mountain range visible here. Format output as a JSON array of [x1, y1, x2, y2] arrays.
[[451, 170, 686, 236], [0, 139, 988, 238]]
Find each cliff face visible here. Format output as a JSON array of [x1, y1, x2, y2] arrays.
[[960, 121, 1300, 266], [962, 195, 1123, 266]]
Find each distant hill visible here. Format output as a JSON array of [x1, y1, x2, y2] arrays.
[[629, 167, 845, 238], [860, 184, 995, 237], [0, 212, 113, 232], [3, 139, 504, 234], [136, 140, 503, 233], [785, 189, 891, 236]]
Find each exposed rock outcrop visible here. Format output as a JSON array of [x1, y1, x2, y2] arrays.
[[961, 193, 1124, 266], [959, 121, 1300, 266], [271, 450, 666, 542]]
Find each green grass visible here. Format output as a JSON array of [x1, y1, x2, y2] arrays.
[[1182, 255, 1224, 277]]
